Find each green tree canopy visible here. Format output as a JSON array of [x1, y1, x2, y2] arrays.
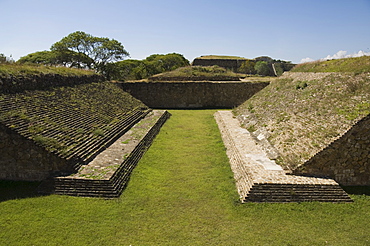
[[17, 51, 57, 65], [50, 31, 129, 73], [145, 53, 189, 71], [254, 61, 271, 76], [17, 50, 93, 68], [238, 60, 256, 74], [253, 56, 294, 76], [273, 63, 284, 76], [112, 53, 189, 81]]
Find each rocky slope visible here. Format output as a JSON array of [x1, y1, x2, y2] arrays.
[[234, 71, 370, 170]]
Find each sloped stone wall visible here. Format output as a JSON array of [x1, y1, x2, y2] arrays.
[[0, 73, 148, 182], [118, 81, 269, 108], [53, 110, 170, 197], [215, 111, 352, 203], [294, 114, 370, 185], [0, 124, 75, 181]]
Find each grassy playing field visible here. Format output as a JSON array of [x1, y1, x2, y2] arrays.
[[0, 110, 369, 245]]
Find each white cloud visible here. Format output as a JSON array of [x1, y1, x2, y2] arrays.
[[300, 50, 370, 63], [350, 50, 370, 58], [322, 50, 370, 61], [300, 57, 315, 63], [323, 50, 348, 60]]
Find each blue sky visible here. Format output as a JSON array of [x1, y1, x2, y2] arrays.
[[1, 0, 369, 63]]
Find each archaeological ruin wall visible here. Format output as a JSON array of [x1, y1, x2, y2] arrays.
[[0, 124, 75, 181], [294, 114, 370, 186], [0, 74, 105, 93], [192, 58, 247, 72], [118, 81, 269, 109], [0, 73, 151, 183]]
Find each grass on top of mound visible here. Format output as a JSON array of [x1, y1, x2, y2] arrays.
[[148, 65, 242, 81], [196, 55, 248, 60], [0, 63, 96, 77], [291, 56, 370, 73]]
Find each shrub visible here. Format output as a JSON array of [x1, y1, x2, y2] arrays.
[[295, 81, 308, 90]]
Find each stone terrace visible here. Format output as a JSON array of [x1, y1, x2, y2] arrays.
[[0, 81, 151, 181], [215, 111, 352, 203], [51, 110, 170, 198]]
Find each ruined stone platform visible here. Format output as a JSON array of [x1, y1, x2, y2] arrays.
[[49, 110, 170, 198], [214, 111, 352, 203]]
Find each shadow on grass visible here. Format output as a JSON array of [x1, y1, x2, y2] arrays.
[[342, 186, 370, 196], [0, 180, 47, 202]]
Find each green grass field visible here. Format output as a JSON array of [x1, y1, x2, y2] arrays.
[[0, 110, 369, 245]]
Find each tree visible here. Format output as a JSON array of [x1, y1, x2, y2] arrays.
[[50, 31, 129, 74], [273, 63, 284, 76], [145, 53, 189, 72], [253, 56, 295, 76], [254, 61, 271, 76], [17, 50, 93, 68], [111, 60, 144, 80], [17, 51, 57, 65], [0, 53, 14, 64], [110, 53, 190, 81], [255, 56, 274, 63], [0, 53, 7, 63], [238, 60, 256, 74]]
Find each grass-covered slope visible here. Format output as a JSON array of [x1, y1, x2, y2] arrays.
[[0, 63, 96, 77], [291, 56, 370, 73], [234, 72, 370, 169], [0, 81, 149, 162], [0, 63, 103, 93], [148, 65, 241, 81]]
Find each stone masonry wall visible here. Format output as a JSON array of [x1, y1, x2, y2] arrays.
[[118, 81, 269, 109], [192, 59, 247, 72], [0, 74, 105, 93], [0, 73, 103, 181], [294, 114, 370, 185], [0, 124, 75, 181]]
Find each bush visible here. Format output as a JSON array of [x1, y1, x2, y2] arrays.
[[254, 61, 271, 76], [295, 81, 308, 90], [238, 60, 256, 74]]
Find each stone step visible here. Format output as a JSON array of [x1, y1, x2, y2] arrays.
[[54, 191, 120, 198], [248, 188, 348, 194], [243, 198, 353, 203], [214, 111, 353, 203], [63, 110, 148, 162], [248, 192, 350, 197], [244, 183, 353, 203], [48, 110, 170, 198], [247, 194, 352, 199]]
